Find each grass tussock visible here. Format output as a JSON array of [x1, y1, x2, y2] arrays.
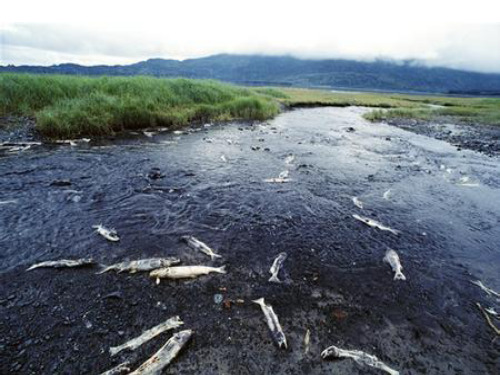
[[0, 74, 280, 138]]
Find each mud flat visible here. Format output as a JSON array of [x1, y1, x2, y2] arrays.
[[1, 107, 499, 374]]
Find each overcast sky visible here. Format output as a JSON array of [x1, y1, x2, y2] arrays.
[[2, 1, 500, 73]]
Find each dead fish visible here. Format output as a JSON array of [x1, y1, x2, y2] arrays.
[[321, 345, 399, 375], [304, 328, 311, 354], [352, 214, 400, 235], [128, 329, 193, 375], [98, 257, 181, 274], [252, 297, 287, 349], [352, 196, 364, 209], [54, 139, 78, 146], [150, 265, 227, 284], [99, 361, 131, 375], [383, 249, 406, 281], [269, 252, 288, 283], [383, 189, 392, 200], [470, 280, 500, 298], [0, 200, 17, 205], [284, 155, 295, 165], [110, 316, 184, 356], [27, 258, 95, 271], [92, 224, 120, 242], [181, 235, 222, 260], [143, 131, 156, 138], [264, 177, 291, 183], [278, 170, 289, 179], [7, 145, 31, 152]]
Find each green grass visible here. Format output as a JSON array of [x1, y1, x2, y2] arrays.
[[2, 75, 499, 138], [0, 74, 280, 138]]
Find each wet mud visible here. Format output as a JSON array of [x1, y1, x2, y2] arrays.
[[1, 107, 499, 374]]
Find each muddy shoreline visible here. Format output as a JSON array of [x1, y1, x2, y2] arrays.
[[1, 107, 499, 374]]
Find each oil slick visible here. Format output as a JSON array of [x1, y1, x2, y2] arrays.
[[352, 214, 400, 235], [27, 258, 95, 271], [321, 345, 399, 375], [269, 252, 288, 283], [92, 224, 120, 242], [383, 249, 406, 281], [128, 329, 193, 375], [110, 316, 184, 356], [252, 297, 288, 349]]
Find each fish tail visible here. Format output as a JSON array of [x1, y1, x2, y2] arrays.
[[268, 274, 281, 283], [211, 253, 223, 260], [96, 266, 112, 274], [109, 346, 121, 356], [216, 265, 227, 274], [394, 271, 406, 281], [252, 297, 265, 306]]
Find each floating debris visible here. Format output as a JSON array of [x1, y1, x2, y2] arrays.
[[352, 214, 400, 235], [110, 316, 184, 356], [269, 252, 288, 283], [470, 280, 500, 298], [252, 297, 287, 349], [98, 258, 181, 274], [383, 189, 392, 200], [476, 303, 500, 336], [99, 361, 131, 375], [383, 249, 406, 281], [181, 235, 222, 260], [352, 196, 364, 209], [321, 345, 399, 375], [150, 265, 227, 284], [92, 224, 120, 242], [304, 328, 311, 354], [128, 329, 193, 375], [27, 258, 95, 271]]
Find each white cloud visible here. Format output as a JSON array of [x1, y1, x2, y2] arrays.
[[1, 1, 500, 72]]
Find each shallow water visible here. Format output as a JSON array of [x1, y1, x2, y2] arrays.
[[1, 107, 499, 374]]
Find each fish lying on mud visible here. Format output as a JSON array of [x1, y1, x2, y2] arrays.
[[128, 329, 193, 375], [321, 345, 399, 375], [182, 235, 222, 260], [27, 258, 95, 271], [93, 224, 120, 242], [252, 297, 288, 349], [269, 252, 288, 283], [471, 280, 500, 298], [110, 316, 184, 356], [383, 249, 406, 281], [98, 258, 181, 274], [150, 265, 227, 284], [352, 214, 400, 235], [99, 361, 131, 375], [383, 189, 392, 200], [352, 196, 364, 209]]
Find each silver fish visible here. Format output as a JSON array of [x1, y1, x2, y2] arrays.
[[252, 297, 287, 349], [150, 265, 227, 284], [321, 345, 399, 375], [269, 252, 288, 283], [0, 200, 17, 205], [352, 214, 400, 235], [98, 258, 181, 274], [110, 316, 184, 356], [93, 224, 120, 242], [304, 328, 311, 354], [128, 329, 193, 375], [470, 280, 500, 298], [182, 235, 222, 260], [99, 361, 131, 375], [27, 258, 95, 271], [383, 249, 406, 281], [352, 196, 364, 209], [383, 189, 392, 200]]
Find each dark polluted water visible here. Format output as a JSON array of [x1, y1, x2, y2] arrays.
[[1, 107, 499, 374]]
